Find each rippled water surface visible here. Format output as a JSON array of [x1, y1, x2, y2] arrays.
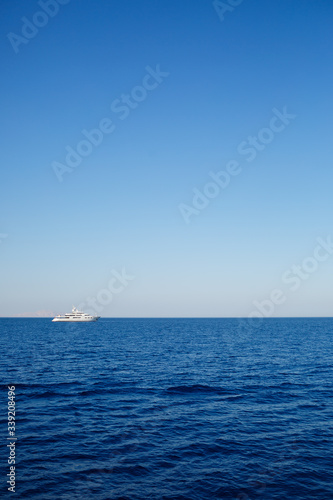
[[1, 318, 332, 499]]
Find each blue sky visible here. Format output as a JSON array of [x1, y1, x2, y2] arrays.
[[1, 0, 333, 317]]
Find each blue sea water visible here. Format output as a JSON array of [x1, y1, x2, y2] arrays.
[[0, 318, 332, 499]]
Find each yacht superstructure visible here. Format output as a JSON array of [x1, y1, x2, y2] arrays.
[[52, 307, 100, 322]]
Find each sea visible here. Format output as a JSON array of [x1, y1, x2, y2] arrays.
[[0, 318, 332, 499]]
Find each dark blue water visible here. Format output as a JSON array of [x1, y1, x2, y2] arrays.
[[1, 318, 332, 499]]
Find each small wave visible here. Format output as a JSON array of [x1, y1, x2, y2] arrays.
[[166, 384, 229, 395], [111, 464, 150, 476], [12, 381, 83, 390]]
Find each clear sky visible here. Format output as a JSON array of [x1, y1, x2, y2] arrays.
[[1, 0, 333, 317]]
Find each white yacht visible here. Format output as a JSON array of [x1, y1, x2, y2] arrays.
[[52, 306, 100, 322]]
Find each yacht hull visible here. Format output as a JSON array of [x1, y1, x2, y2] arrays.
[[52, 317, 99, 322]]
